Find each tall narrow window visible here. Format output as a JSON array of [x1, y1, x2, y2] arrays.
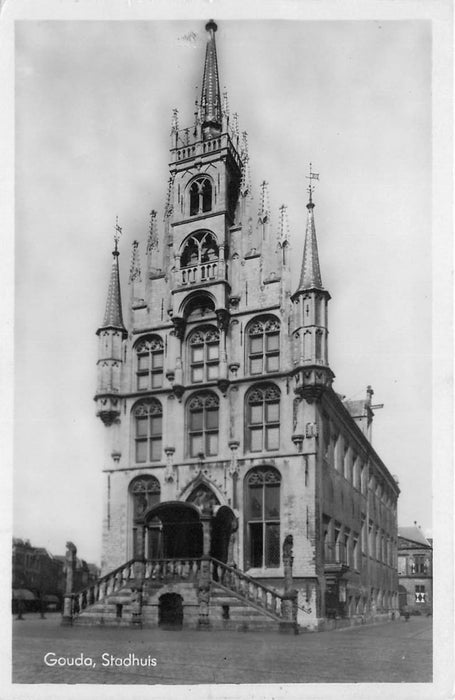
[[246, 384, 280, 452], [187, 392, 219, 457], [134, 399, 163, 463], [189, 177, 213, 216], [247, 316, 280, 375], [188, 326, 220, 383], [135, 336, 164, 391], [130, 476, 161, 558], [245, 468, 281, 568]]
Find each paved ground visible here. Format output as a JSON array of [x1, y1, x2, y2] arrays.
[[11, 613, 432, 685]]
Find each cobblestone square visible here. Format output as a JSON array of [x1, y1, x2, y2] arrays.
[[11, 614, 432, 686]]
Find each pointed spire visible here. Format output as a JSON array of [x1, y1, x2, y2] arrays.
[[297, 197, 323, 291], [99, 218, 127, 335], [201, 20, 221, 133], [129, 240, 141, 284], [295, 165, 323, 291]]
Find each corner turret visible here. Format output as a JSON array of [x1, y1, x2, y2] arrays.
[[291, 167, 334, 403], [95, 220, 128, 426]]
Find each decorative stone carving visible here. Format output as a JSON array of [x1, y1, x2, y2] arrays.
[[171, 316, 186, 340], [228, 440, 240, 477], [216, 308, 230, 333], [164, 447, 176, 482], [305, 422, 319, 438]]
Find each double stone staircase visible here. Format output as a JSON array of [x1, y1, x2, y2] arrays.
[[70, 557, 300, 632]]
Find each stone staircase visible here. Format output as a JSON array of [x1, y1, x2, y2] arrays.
[[71, 557, 299, 631]]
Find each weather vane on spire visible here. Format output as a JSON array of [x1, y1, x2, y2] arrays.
[[306, 162, 320, 204], [114, 216, 122, 253]]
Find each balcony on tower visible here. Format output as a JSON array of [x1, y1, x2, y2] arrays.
[[170, 127, 242, 171], [175, 230, 227, 289]]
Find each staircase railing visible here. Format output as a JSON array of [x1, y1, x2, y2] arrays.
[[209, 557, 287, 620], [73, 558, 138, 616], [71, 555, 310, 622], [144, 557, 202, 582]]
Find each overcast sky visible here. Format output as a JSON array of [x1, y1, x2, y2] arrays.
[[13, 17, 435, 564]]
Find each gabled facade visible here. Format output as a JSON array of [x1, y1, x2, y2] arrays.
[[93, 21, 400, 630]]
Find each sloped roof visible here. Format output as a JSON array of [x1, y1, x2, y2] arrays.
[[398, 526, 432, 548]]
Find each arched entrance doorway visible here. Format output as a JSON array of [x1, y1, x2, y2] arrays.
[[159, 593, 183, 628], [210, 506, 237, 563], [145, 502, 203, 559]]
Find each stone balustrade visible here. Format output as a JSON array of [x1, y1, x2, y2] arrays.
[[180, 261, 218, 286]]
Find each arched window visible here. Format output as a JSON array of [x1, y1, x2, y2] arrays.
[[130, 475, 161, 520], [134, 399, 163, 463], [246, 384, 280, 452], [188, 326, 220, 383], [130, 476, 161, 558], [189, 177, 213, 216], [245, 467, 281, 568], [180, 230, 219, 268], [187, 391, 219, 457], [247, 316, 280, 375], [135, 336, 164, 391]]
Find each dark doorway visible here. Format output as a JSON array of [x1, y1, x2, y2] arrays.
[[398, 585, 408, 611], [159, 593, 183, 629], [210, 505, 236, 563], [146, 503, 203, 559]]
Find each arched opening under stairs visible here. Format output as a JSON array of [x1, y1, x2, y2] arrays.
[[158, 593, 183, 629]]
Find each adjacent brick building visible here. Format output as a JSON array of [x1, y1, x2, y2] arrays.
[[92, 20, 400, 629]]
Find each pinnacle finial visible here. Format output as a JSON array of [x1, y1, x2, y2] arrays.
[[206, 19, 218, 33], [306, 162, 320, 208], [258, 180, 270, 224], [114, 216, 122, 255], [147, 209, 159, 253], [129, 240, 142, 284]]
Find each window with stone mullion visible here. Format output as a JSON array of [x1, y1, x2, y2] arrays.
[[245, 469, 281, 569], [188, 393, 219, 457], [134, 402, 162, 463], [247, 386, 280, 453], [248, 318, 280, 375], [136, 339, 163, 391], [189, 327, 220, 384]]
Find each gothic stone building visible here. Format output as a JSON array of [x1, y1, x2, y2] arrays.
[[90, 21, 400, 631]]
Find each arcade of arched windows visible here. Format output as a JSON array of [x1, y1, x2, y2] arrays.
[[180, 230, 219, 268], [188, 176, 213, 217]]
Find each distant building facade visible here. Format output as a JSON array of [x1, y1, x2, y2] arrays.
[[90, 20, 400, 630], [12, 538, 99, 613], [398, 526, 432, 615]]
